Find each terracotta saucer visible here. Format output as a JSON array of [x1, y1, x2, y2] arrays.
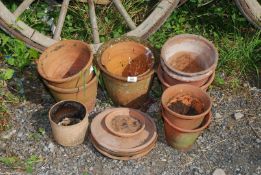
[[90, 108, 157, 158]]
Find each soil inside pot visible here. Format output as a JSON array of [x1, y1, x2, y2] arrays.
[[168, 95, 204, 115], [50, 101, 86, 126], [111, 115, 142, 134], [168, 52, 205, 73]]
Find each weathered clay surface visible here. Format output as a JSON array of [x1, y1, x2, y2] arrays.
[[37, 40, 93, 88], [161, 84, 212, 130], [49, 100, 89, 147], [90, 108, 157, 159]]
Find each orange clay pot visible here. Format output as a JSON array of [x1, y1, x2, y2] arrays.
[[97, 37, 155, 108], [157, 65, 215, 91], [49, 100, 89, 146], [161, 84, 212, 130], [160, 34, 218, 87], [44, 74, 98, 112], [37, 40, 94, 88], [163, 112, 211, 151]]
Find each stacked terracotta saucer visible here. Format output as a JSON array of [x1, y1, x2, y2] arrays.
[[90, 108, 157, 160]]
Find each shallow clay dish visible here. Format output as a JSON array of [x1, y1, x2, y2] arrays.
[[104, 109, 146, 137], [90, 108, 157, 159]]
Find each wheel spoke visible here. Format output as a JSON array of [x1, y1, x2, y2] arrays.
[[14, 0, 35, 18], [53, 0, 70, 40], [88, 0, 100, 44], [112, 0, 136, 30]]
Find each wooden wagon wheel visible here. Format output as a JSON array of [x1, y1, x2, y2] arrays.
[[234, 0, 261, 29], [0, 0, 185, 53]]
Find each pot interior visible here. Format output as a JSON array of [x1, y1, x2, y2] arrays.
[[167, 95, 204, 116], [50, 101, 86, 126], [101, 41, 153, 77], [110, 114, 143, 134], [162, 36, 217, 73], [41, 41, 91, 79]]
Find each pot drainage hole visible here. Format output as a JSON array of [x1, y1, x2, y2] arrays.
[[168, 95, 204, 115], [111, 115, 142, 134]]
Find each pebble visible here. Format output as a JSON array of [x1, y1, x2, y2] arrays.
[[215, 113, 222, 119], [233, 112, 244, 120], [213, 168, 226, 175], [256, 139, 261, 144], [1, 129, 16, 139], [48, 142, 55, 152]]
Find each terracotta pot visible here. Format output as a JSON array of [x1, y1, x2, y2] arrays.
[[37, 40, 94, 88], [48, 100, 89, 146], [161, 34, 218, 77], [161, 59, 209, 87], [161, 84, 212, 130], [44, 74, 98, 112], [90, 108, 157, 160], [160, 34, 218, 87], [163, 112, 211, 151], [97, 37, 155, 108], [157, 65, 215, 91]]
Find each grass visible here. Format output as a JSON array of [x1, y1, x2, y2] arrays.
[[0, 155, 43, 173]]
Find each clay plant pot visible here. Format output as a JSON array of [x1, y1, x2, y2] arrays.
[[157, 65, 215, 91], [161, 84, 212, 130], [49, 100, 89, 146], [97, 37, 155, 108], [160, 34, 218, 87], [44, 74, 98, 112], [163, 112, 211, 151], [37, 40, 94, 88]]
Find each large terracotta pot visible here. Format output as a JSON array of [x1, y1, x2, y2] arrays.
[[157, 65, 215, 91], [97, 37, 155, 108], [161, 84, 212, 130], [49, 100, 89, 146], [163, 112, 211, 151], [44, 74, 98, 112], [160, 34, 218, 87], [37, 40, 94, 88]]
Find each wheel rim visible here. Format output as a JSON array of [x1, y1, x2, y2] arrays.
[[0, 0, 182, 53]]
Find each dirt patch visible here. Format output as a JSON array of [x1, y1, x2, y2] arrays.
[[111, 115, 142, 134], [168, 52, 205, 73], [168, 95, 204, 115]]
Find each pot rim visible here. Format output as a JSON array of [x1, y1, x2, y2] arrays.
[[104, 108, 146, 138], [161, 59, 213, 82], [161, 34, 218, 77], [48, 100, 89, 129], [96, 37, 155, 82], [161, 84, 212, 119], [37, 40, 94, 83], [157, 65, 215, 90], [44, 74, 97, 94], [163, 112, 212, 133]]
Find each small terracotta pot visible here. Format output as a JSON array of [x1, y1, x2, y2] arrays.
[[37, 40, 94, 88], [157, 65, 215, 91], [44, 74, 98, 112], [161, 84, 212, 130], [49, 100, 89, 146], [160, 34, 218, 87], [97, 37, 155, 108], [161, 34, 218, 77], [161, 59, 209, 87], [163, 112, 211, 151]]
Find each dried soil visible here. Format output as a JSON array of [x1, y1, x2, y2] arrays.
[[111, 115, 142, 134]]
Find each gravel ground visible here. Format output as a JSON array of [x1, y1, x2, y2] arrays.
[[0, 67, 261, 175]]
